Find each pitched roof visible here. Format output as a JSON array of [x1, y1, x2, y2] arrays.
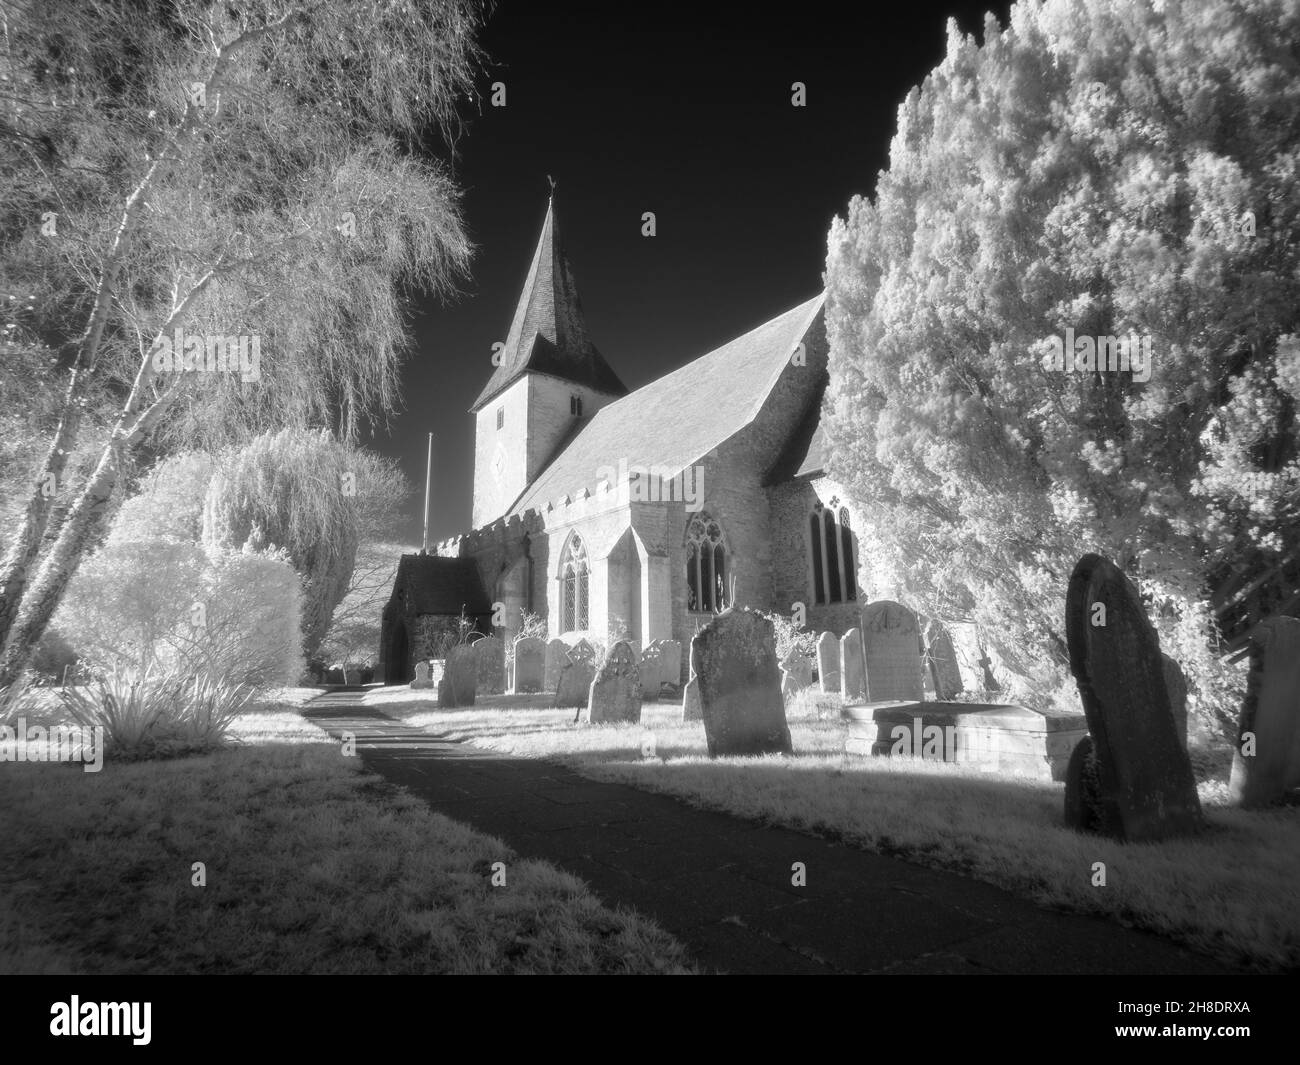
[[764, 400, 826, 484], [471, 198, 628, 411], [389, 554, 491, 616], [508, 293, 826, 517]]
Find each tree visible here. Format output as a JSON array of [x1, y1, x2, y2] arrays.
[[0, 0, 483, 686], [318, 539, 413, 670], [824, 0, 1300, 729]]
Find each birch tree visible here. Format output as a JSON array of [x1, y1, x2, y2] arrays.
[[0, 0, 482, 684]]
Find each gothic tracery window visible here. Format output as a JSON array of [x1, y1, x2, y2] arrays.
[[560, 533, 589, 632], [685, 514, 727, 613], [810, 503, 857, 605]]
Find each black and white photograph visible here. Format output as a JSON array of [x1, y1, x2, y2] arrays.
[[0, 0, 1295, 1034]]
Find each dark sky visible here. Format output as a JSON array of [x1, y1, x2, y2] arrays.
[[371, 0, 1014, 544]]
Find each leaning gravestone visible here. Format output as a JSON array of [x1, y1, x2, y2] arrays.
[[554, 652, 597, 709], [840, 627, 867, 701], [924, 621, 964, 700], [410, 660, 434, 690], [817, 631, 840, 695], [862, 601, 925, 703], [543, 639, 568, 693], [1162, 654, 1188, 751], [510, 636, 545, 694], [474, 636, 505, 694], [582, 640, 643, 724], [694, 609, 792, 758], [639, 644, 663, 699], [1228, 616, 1300, 808], [438, 645, 477, 708], [1065, 553, 1203, 841]]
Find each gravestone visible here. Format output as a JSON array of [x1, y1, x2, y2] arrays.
[[410, 660, 433, 690], [862, 601, 925, 703], [1228, 616, 1300, 808], [1063, 735, 1122, 835], [510, 636, 544, 694], [817, 631, 840, 695], [640, 644, 664, 699], [544, 639, 568, 693], [657, 640, 683, 687], [1163, 654, 1188, 751], [474, 636, 505, 694], [780, 648, 813, 703], [924, 621, 964, 700], [840, 627, 867, 701], [554, 652, 597, 709], [694, 608, 792, 758], [582, 640, 642, 724], [1065, 553, 1203, 841], [437, 645, 477, 708], [569, 638, 597, 665]]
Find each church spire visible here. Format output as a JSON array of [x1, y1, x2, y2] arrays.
[[470, 192, 627, 412]]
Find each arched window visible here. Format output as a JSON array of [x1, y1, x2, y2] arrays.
[[559, 533, 589, 632], [685, 513, 727, 613], [810, 503, 857, 604]]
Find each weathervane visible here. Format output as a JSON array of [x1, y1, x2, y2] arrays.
[[546, 174, 557, 198]]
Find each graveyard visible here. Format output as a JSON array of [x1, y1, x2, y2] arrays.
[[361, 573, 1300, 973]]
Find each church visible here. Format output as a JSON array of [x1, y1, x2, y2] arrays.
[[378, 197, 869, 684]]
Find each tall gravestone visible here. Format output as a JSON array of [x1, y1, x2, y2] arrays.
[[543, 639, 568, 693], [1162, 654, 1189, 751], [554, 650, 597, 709], [510, 636, 545, 694], [1065, 553, 1203, 841], [817, 631, 840, 695], [640, 644, 663, 699], [1228, 616, 1300, 808], [694, 609, 792, 758], [924, 621, 964, 700], [862, 601, 925, 703], [840, 627, 866, 701], [438, 645, 477, 708], [474, 636, 505, 694], [583, 640, 643, 724]]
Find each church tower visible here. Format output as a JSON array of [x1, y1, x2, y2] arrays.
[[470, 195, 627, 528]]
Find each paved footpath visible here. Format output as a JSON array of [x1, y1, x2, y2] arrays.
[[303, 695, 1234, 975]]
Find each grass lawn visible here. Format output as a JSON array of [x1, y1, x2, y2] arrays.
[[371, 687, 1300, 973], [0, 688, 692, 975]]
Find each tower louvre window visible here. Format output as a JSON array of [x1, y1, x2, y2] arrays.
[[570, 395, 582, 418], [496, 407, 504, 430]]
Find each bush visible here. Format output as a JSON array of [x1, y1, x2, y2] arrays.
[[758, 611, 817, 663], [55, 540, 304, 686], [58, 667, 254, 761]]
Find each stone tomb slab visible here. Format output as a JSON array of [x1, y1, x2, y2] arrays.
[[843, 701, 1087, 781]]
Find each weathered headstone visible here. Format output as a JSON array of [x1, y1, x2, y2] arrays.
[[569, 638, 597, 666], [861, 600, 925, 703], [780, 648, 813, 703], [554, 653, 597, 709], [543, 638, 568, 693], [640, 644, 664, 698], [657, 640, 683, 687], [582, 640, 642, 724], [924, 621, 964, 700], [1065, 553, 1203, 841], [816, 631, 840, 695], [694, 609, 792, 758], [437, 645, 477, 708], [474, 636, 505, 694], [410, 660, 433, 690], [1063, 735, 1122, 835], [510, 636, 545, 694], [840, 627, 866, 701], [1228, 616, 1300, 808], [1162, 654, 1188, 751]]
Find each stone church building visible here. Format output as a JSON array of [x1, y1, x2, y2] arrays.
[[379, 197, 871, 684]]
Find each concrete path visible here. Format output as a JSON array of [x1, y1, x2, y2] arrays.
[[303, 695, 1233, 975]]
